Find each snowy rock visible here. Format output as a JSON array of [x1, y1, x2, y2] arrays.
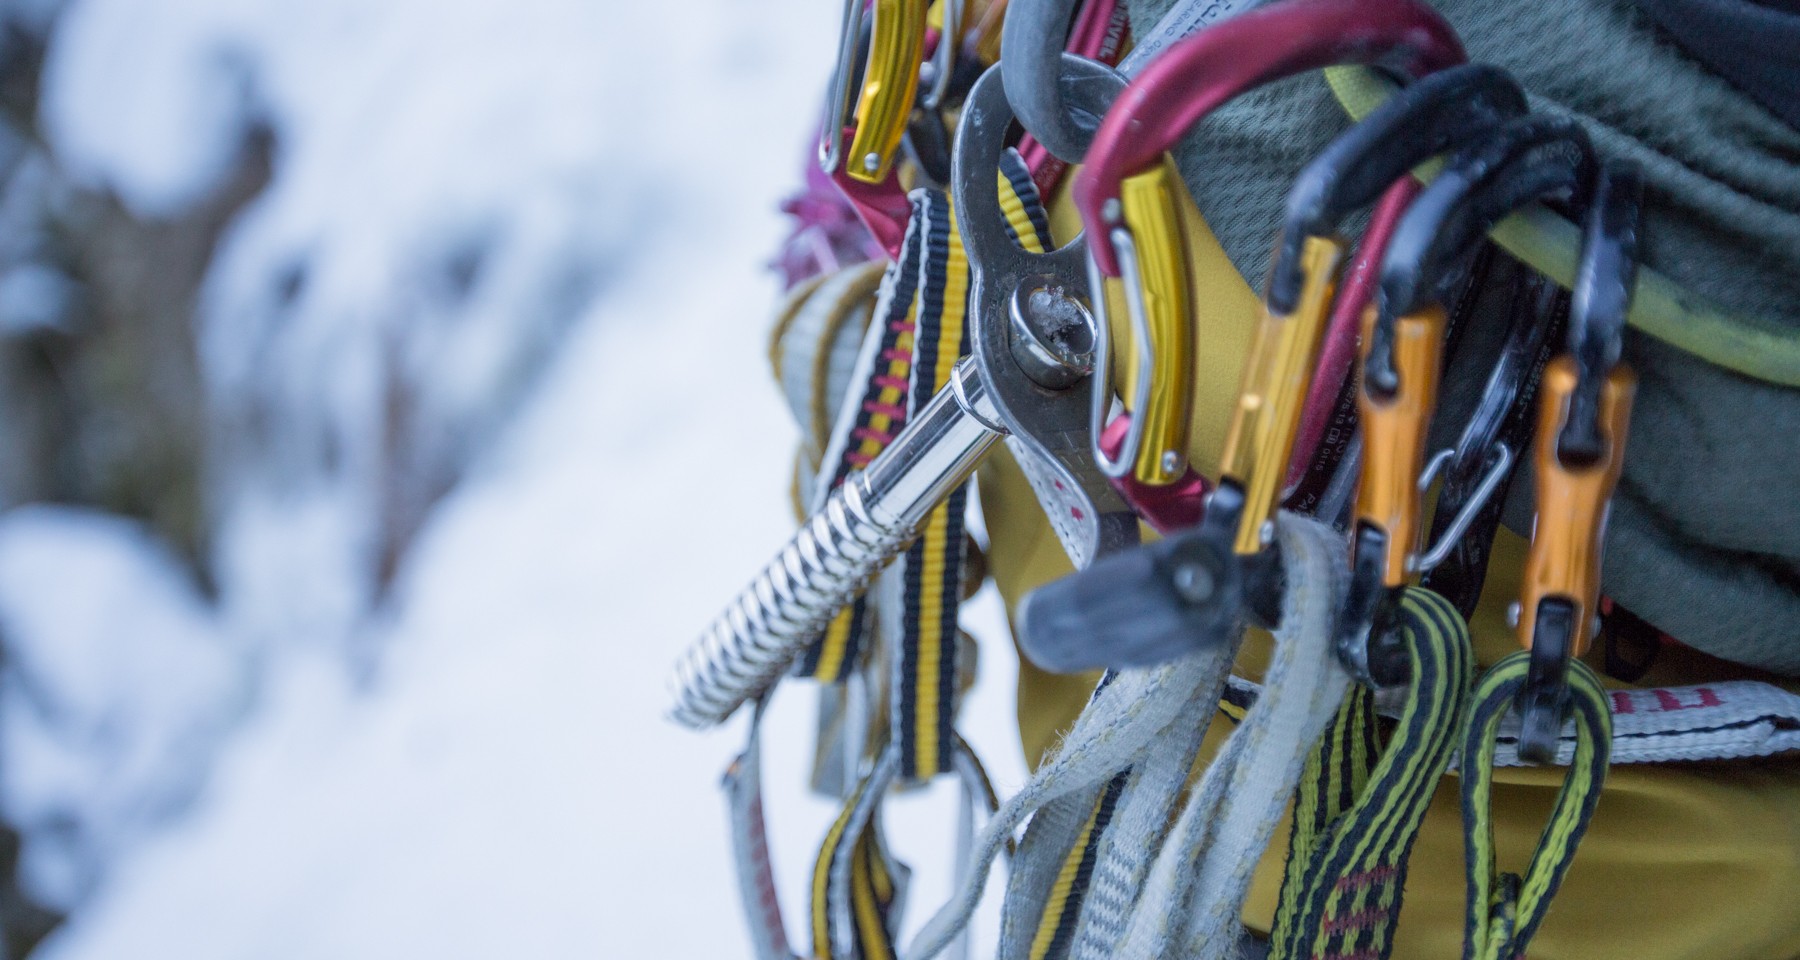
[[0, 506, 241, 910]]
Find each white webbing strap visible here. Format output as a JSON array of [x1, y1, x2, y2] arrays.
[[1224, 667, 1800, 767], [1066, 686, 1219, 960], [1106, 514, 1352, 960], [901, 639, 1245, 960], [1487, 678, 1800, 767], [724, 698, 801, 960]]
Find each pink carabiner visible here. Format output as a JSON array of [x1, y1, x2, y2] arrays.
[[828, 130, 913, 258], [1073, 0, 1464, 276], [1100, 416, 1211, 533]]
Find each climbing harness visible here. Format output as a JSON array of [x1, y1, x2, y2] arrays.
[[672, 1, 1800, 958]]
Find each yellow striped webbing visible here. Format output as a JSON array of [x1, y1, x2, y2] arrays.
[[1270, 587, 1472, 960]]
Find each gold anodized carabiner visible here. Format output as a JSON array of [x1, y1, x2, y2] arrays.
[[1516, 356, 1636, 657], [846, 0, 929, 184], [1218, 234, 1342, 554], [1113, 157, 1197, 486], [1354, 302, 1447, 586]]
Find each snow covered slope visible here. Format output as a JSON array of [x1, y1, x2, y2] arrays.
[[21, 0, 1029, 955]]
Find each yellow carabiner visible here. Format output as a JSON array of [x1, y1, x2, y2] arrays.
[[845, 0, 929, 184], [1108, 156, 1197, 486], [1353, 301, 1447, 586], [1217, 234, 1342, 554]]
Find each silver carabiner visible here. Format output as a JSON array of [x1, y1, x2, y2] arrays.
[[1086, 224, 1161, 479], [817, 0, 866, 175]]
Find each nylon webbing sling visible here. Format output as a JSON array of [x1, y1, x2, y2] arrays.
[[1270, 587, 1472, 960], [796, 153, 1061, 960], [1023, 774, 1124, 960], [769, 260, 888, 512], [812, 748, 906, 960], [990, 152, 1138, 960], [811, 737, 1005, 960], [726, 698, 800, 960], [1098, 515, 1353, 960], [799, 212, 930, 682], [1459, 651, 1611, 960], [892, 187, 972, 781]]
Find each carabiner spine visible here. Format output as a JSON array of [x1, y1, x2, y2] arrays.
[[1354, 301, 1447, 586], [1114, 158, 1195, 485], [846, 0, 929, 184], [1517, 356, 1636, 658], [1219, 234, 1342, 554]]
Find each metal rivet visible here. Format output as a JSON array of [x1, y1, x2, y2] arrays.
[[1161, 450, 1183, 475], [1102, 198, 1122, 224], [1172, 563, 1215, 605], [1506, 601, 1522, 629], [862, 152, 881, 173]]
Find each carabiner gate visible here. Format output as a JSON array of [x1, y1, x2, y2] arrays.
[[820, 0, 929, 185]]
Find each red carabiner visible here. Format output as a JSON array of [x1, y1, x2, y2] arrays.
[[1073, 0, 1464, 277]]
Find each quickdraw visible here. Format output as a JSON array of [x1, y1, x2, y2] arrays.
[[1337, 113, 1598, 688]]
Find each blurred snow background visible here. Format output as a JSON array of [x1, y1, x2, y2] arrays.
[[0, 0, 1028, 955]]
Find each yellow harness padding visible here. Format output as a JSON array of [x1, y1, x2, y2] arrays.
[[980, 174, 1800, 960]]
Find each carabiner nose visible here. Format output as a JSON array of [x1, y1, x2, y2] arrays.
[[1268, 64, 1528, 315], [1370, 114, 1597, 396]]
